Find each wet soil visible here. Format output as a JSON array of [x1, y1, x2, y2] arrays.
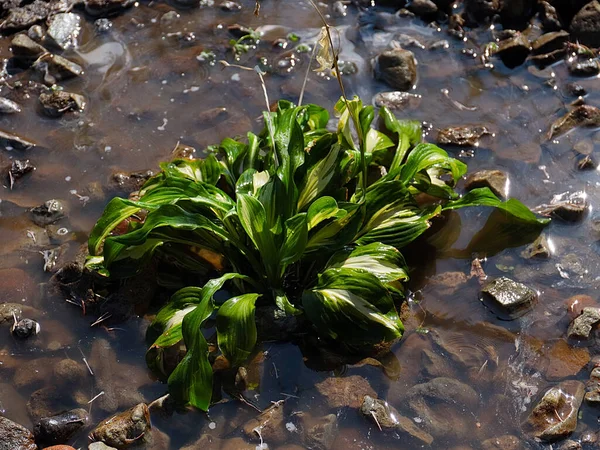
[[1, 0, 600, 449]]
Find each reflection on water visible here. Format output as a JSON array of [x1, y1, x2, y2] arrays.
[[0, 0, 600, 448]]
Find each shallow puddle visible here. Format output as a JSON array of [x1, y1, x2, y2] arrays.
[[1, 0, 600, 449]]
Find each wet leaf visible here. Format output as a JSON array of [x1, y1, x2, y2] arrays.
[[217, 293, 260, 366]]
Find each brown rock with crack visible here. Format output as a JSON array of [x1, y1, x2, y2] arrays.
[[315, 374, 376, 408]]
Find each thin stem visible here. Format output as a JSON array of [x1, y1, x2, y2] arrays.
[[307, 0, 367, 199], [298, 43, 317, 107], [255, 67, 279, 169]]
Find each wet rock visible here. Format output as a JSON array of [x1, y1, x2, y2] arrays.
[[566, 295, 597, 319], [374, 48, 417, 91], [480, 277, 537, 319], [373, 91, 421, 110], [534, 191, 588, 222], [11, 33, 47, 60], [570, 0, 600, 48], [546, 340, 589, 380], [11, 318, 40, 339], [33, 54, 83, 84], [548, 105, 600, 139], [242, 400, 286, 445], [427, 271, 469, 294], [94, 18, 112, 33], [359, 396, 434, 444], [524, 380, 584, 441], [520, 234, 551, 260], [495, 33, 530, 68], [53, 358, 88, 385], [585, 367, 600, 404], [576, 154, 596, 170], [181, 436, 254, 450], [89, 443, 117, 450], [220, 1, 241, 11], [429, 39, 449, 50], [14, 358, 55, 390], [558, 440, 582, 450], [315, 374, 376, 409], [30, 199, 65, 227], [0, 128, 37, 150], [404, 377, 478, 440], [567, 57, 600, 77], [295, 412, 338, 450], [85, 0, 135, 16], [531, 31, 569, 55], [34, 408, 88, 446], [465, 0, 500, 22], [39, 91, 86, 118], [0, 302, 37, 325], [539, 1, 562, 31], [28, 24, 45, 42], [7, 159, 35, 188], [481, 435, 525, 450], [437, 125, 490, 147], [408, 0, 438, 16], [108, 169, 155, 194], [464, 169, 508, 198], [568, 307, 600, 339], [46, 13, 81, 50], [0, 416, 37, 450], [255, 304, 304, 341], [500, 0, 536, 27], [0, 97, 22, 114], [0, 0, 52, 32], [89, 404, 150, 448]]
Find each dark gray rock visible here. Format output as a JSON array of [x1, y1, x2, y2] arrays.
[[296, 412, 338, 450], [408, 0, 438, 16], [437, 125, 490, 146], [570, 0, 600, 48], [568, 307, 600, 339], [523, 380, 584, 441], [0, 416, 36, 450], [11, 318, 40, 339], [30, 199, 65, 227], [374, 48, 418, 91], [465, 0, 500, 23], [548, 105, 600, 139], [534, 191, 588, 222], [11, 33, 47, 60], [567, 57, 600, 77], [34, 408, 88, 446], [480, 277, 537, 319], [85, 0, 135, 16], [539, 1, 562, 31]]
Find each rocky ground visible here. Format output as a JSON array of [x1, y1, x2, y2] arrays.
[[0, 0, 600, 449]]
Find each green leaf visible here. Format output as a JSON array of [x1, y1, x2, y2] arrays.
[[306, 196, 343, 230], [167, 294, 214, 410], [399, 143, 467, 186], [274, 289, 302, 315], [297, 143, 341, 210], [327, 242, 408, 285], [88, 197, 143, 256], [279, 213, 308, 266], [160, 155, 222, 185], [303, 268, 403, 346], [378, 107, 421, 171], [443, 187, 550, 226], [216, 293, 260, 366], [306, 202, 365, 252]]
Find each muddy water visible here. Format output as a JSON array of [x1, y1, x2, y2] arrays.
[[1, 0, 600, 449]]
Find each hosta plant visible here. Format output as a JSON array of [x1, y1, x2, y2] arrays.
[[86, 97, 548, 411]]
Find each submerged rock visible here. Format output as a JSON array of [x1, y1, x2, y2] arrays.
[[567, 57, 600, 77], [242, 400, 286, 445], [360, 396, 433, 444], [89, 403, 151, 448], [30, 199, 65, 227], [531, 31, 569, 55], [568, 307, 600, 339], [464, 169, 508, 198], [11, 318, 40, 339], [520, 235, 551, 260], [570, 0, 600, 48], [315, 374, 376, 409], [0, 416, 37, 450], [437, 125, 490, 146], [404, 377, 478, 440], [34, 408, 88, 446], [548, 105, 600, 139], [39, 91, 86, 118], [0, 303, 38, 325], [481, 434, 526, 450], [546, 340, 589, 380], [8, 159, 35, 189], [374, 48, 417, 91], [85, 0, 136, 16], [524, 380, 584, 441], [480, 277, 537, 319], [539, 1, 562, 31], [295, 412, 338, 450], [534, 191, 588, 222]]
